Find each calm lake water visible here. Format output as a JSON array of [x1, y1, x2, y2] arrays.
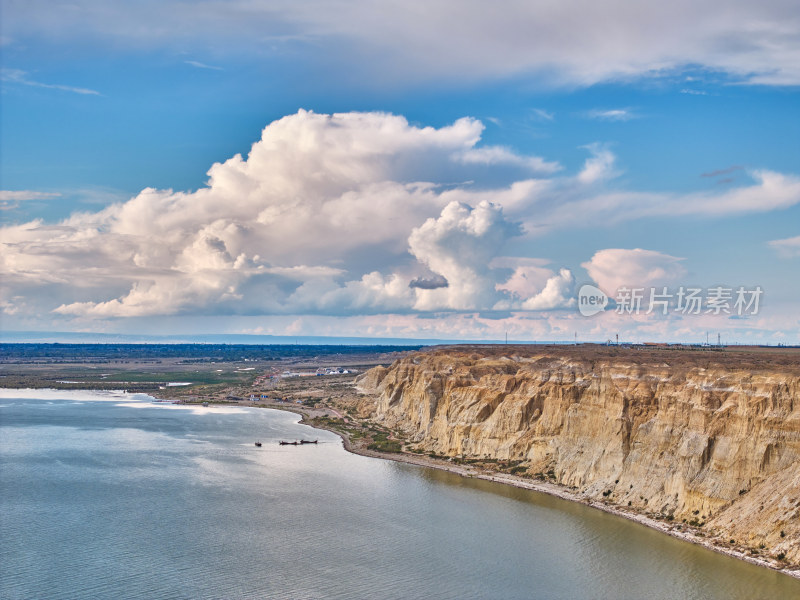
[[1, 389, 798, 600]]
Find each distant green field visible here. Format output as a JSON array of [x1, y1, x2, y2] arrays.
[[98, 370, 254, 385], [0, 366, 259, 392]]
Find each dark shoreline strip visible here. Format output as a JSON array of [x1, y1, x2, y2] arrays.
[[282, 404, 800, 581]]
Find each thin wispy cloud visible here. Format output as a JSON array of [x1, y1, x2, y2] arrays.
[[0, 191, 62, 201], [456, 145, 561, 174], [530, 108, 555, 121], [4, 1, 800, 87], [701, 165, 743, 178], [184, 60, 223, 71], [0, 190, 61, 211], [769, 234, 800, 258], [584, 108, 637, 121], [1, 68, 100, 95]]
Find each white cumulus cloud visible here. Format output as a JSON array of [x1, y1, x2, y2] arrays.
[[2, 110, 798, 326], [0, 110, 556, 319], [582, 248, 687, 296], [521, 269, 575, 310], [408, 200, 521, 311]]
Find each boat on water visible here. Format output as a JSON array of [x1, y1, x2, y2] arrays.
[[279, 440, 299, 445], [279, 440, 317, 445], [254, 442, 262, 447], [299, 440, 318, 444]]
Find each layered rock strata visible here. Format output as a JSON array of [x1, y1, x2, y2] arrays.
[[357, 346, 800, 562]]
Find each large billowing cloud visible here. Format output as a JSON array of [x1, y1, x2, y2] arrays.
[[0, 111, 565, 319], [4, 1, 800, 86], [2, 110, 798, 324]]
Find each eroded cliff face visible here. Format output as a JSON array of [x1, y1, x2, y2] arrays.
[[357, 347, 800, 562]]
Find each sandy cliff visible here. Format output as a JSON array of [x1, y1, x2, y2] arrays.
[[357, 346, 800, 563]]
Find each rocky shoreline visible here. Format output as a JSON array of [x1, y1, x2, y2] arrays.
[[270, 403, 800, 582]]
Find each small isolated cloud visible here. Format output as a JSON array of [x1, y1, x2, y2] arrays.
[[582, 248, 687, 296], [577, 143, 618, 184], [492, 258, 575, 311], [585, 108, 637, 121], [409, 275, 449, 289], [1, 68, 100, 95], [680, 89, 709, 95], [184, 60, 223, 71], [768, 234, 800, 258], [521, 269, 575, 310], [493, 257, 553, 298]]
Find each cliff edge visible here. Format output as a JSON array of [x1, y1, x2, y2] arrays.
[[356, 345, 800, 564]]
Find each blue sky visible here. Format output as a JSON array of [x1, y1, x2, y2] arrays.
[[2, 1, 799, 343]]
